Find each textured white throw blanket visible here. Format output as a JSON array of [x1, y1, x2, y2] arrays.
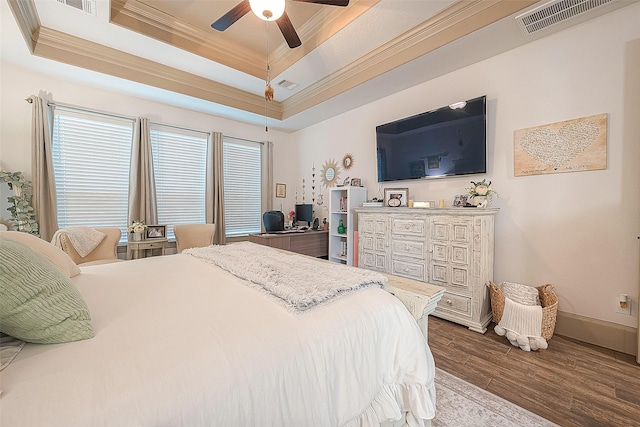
[[498, 297, 543, 338], [52, 227, 106, 258], [495, 296, 547, 351], [184, 242, 388, 312]]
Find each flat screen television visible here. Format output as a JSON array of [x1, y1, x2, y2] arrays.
[[294, 204, 313, 226], [376, 95, 486, 182]]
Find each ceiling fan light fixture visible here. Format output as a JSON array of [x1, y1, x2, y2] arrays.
[[249, 0, 285, 21]]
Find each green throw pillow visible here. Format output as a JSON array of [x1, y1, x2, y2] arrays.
[[0, 236, 94, 344]]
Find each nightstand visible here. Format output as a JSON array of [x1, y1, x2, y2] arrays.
[[127, 238, 169, 260]]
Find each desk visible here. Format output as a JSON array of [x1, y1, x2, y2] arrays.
[[249, 230, 328, 258], [127, 238, 169, 260]]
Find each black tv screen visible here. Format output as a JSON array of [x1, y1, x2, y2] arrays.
[[376, 95, 486, 182]]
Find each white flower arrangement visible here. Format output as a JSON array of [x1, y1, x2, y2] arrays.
[[128, 220, 147, 234], [467, 179, 498, 198]]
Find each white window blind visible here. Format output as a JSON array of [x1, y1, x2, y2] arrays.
[[223, 138, 262, 237], [150, 125, 207, 240], [51, 109, 133, 242]]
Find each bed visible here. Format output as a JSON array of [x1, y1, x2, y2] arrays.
[[0, 236, 438, 427]]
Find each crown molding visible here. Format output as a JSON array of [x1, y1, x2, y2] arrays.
[[281, 0, 538, 119], [6, 0, 40, 53], [110, 0, 267, 79], [28, 24, 283, 119], [7, 0, 536, 124]]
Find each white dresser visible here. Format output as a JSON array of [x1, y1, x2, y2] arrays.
[[355, 207, 497, 333]]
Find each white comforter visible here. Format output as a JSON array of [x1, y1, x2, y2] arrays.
[[0, 252, 436, 427]]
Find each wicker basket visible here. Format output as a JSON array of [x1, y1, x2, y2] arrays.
[[488, 281, 558, 341]]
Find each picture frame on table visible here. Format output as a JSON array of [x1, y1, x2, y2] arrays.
[[146, 225, 166, 239], [275, 183, 286, 198], [384, 188, 409, 207]]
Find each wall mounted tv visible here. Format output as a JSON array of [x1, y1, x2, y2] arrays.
[[376, 95, 486, 182]]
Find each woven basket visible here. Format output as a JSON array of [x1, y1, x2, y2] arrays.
[[489, 281, 558, 341]]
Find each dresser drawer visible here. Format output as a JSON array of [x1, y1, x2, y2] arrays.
[[391, 238, 426, 259], [391, 218, 426, 237], [437, 292, 472, 317], [391, 259, 426, 281]]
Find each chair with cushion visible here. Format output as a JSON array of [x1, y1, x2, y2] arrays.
[[54, 227, 123, 266], [174, 224, 216, 253]]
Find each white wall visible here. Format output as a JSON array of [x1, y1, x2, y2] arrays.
[[0, 62, 298, 213], [293, 4, 640, 328]]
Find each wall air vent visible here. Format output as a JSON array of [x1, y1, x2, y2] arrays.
[[516, 0, 615, 35], [56, 0, 97, 16]]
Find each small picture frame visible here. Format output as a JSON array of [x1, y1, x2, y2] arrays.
[[384, 188, 409, 207], [146, 224, 166, 239], [453, 195, 468, 207], [276, 183, 286, 198]]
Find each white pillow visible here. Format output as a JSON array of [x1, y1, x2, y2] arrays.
[[500, 281, 540, 306], [0, 231, 81, 278]]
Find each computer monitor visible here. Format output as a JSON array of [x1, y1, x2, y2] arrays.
[[294, 204, 313, 227]]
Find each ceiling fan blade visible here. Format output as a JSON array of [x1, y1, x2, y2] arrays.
[[277, 11, 302, 49], [293, 0, 349, 6], [211, 1, 252, 31]]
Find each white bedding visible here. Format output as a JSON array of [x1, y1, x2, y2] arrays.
[[0, 250, 436, 427]]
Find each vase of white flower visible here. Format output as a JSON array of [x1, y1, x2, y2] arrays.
[[128, 220, 147, 241], [467, 179, 497, 207]]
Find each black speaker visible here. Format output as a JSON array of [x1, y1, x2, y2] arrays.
[[263, 210, 284, 232]]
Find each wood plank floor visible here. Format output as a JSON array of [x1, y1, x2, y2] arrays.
[[428, 316, 640, 427]]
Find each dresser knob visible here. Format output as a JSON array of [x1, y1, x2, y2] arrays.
[[446, 299, 452, 305]]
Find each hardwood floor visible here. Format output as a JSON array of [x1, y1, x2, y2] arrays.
[[428, 316, 640, 427]]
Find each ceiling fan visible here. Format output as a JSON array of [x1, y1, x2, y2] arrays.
[[211, 0, 350, 49]]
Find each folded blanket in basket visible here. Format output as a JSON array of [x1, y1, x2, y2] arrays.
[[495, 297, 547, 351]]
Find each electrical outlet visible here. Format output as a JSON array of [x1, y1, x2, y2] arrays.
[[616, 296, 631, 315]]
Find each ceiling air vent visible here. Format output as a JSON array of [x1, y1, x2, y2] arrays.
[[277, 79, 299, 91], [56, 0, 97, 16], [516, 0, 615, 35]]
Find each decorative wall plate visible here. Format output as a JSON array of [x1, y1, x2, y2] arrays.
[[342, 153, 354, 170], [321, 159, 340, 188]]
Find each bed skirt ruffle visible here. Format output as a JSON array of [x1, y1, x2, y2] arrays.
[[343, 382, 437, 427]]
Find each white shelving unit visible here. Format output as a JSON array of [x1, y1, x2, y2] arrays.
[[328, 186, 367, 265]]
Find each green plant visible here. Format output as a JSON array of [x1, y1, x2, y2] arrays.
[[0, 169, 39, 236]]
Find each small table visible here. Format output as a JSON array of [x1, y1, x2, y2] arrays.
[[127, 238, 169, 260]]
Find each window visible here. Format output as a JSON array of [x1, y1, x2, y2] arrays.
[[51, 109, 133, 241], [223, 138, 262, 237], [150, 126, 207, 240]]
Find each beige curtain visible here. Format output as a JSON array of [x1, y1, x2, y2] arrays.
[[128, 117, 157, 225], [30, 95, 58, 241], [261, 140, 273, 212], [206, 132, 225, 245]]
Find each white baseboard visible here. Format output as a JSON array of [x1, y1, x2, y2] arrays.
[[554, 310, 638, 356]]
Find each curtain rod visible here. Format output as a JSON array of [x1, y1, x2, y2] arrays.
[[26, 97, 261, 144], [26, 97, 135, 122], [150, 121, 210, 137]]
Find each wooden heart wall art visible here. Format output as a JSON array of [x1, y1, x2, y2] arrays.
[[514, 113, 607, 176]]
